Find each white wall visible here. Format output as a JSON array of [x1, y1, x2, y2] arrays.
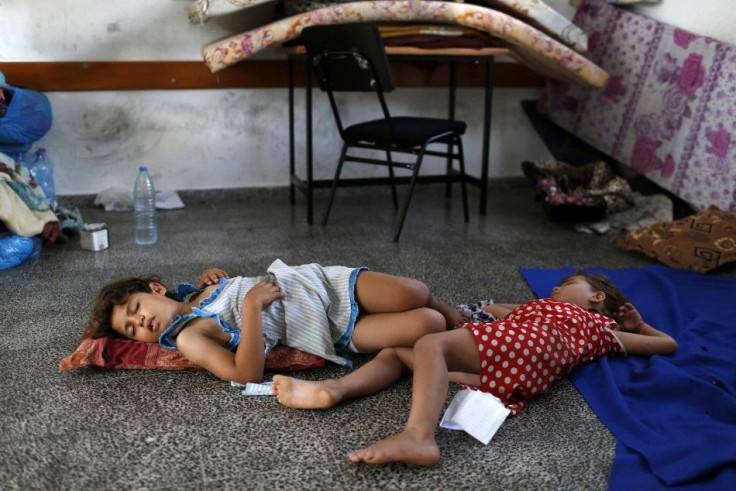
[[1, 0, 280, 61], [629, 0, 736, 45], [1, 0, 731, 195], [41, 87, 550, 194]]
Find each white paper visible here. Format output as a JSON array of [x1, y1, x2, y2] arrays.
[[230, 381, 274, 396], [440, 389, 510, 445], [155, 190, 185, 210]]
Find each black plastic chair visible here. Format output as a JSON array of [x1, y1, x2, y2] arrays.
[[301, 23, 469, 242]]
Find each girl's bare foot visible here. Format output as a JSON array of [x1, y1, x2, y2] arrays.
[[272, 375, 342, 409], [347, 428, 440, 467]]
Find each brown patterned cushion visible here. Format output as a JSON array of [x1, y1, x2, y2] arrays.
[[613, 206, 736, 273], [59, 337, 325, 373]]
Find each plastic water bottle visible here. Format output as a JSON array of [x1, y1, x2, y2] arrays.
[[133, 166, 158, 245], [30, 148, 56, 208]]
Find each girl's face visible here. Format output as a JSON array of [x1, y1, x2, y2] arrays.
[[550, 275, 602, 309], [110, 284, 179, 343]]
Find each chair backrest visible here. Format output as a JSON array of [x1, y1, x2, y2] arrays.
[[301, 24, 396, 93]]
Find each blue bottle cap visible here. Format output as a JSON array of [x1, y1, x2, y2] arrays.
[[139, 165, 148, 171]]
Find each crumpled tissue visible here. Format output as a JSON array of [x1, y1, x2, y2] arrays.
[[94, 185, 133, 211], [94, 186, 185, 211], [440, 389, 510, 445]]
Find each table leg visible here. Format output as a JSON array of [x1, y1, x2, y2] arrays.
[[446, 61, 457, 198], [305, 62, 313, 224], [288, 57, 295, 205], [480, 60, 494, 215]]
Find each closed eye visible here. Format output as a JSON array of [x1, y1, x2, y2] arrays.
[[125, 301, 140, 337]]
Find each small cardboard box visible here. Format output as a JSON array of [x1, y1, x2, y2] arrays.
[[80, 224, 109, 251]]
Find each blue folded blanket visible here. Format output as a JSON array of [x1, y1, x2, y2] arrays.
[[520, 265, 736, 490]]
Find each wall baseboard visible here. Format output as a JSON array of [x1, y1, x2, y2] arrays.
[[1, 61, 545, 91]]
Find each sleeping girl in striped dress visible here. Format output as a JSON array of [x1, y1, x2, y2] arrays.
[[85, 259, 461, 384]]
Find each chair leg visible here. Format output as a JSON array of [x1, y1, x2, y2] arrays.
[[456, 137, 469, 223], [385, 150, 398, 210], [445, 141, 453, 198], [322, 143, 349, 226], [392, 150, 425, 242]]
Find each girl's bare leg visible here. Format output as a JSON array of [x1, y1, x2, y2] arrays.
[[273, 347, 412, 409], [395, 344, 480, 387], [354, 271, 461, 328], [348, 328, 479, 467], [273, 344, 478, 411], [351, 309, 445, 352]]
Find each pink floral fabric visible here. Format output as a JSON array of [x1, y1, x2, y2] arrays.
[[281, 0, 589, 51], [201, 1, 608, 89], [474, 0, 589, 51], [538, 0, 736, 212]]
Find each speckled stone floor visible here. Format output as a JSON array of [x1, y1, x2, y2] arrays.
[[4, 182, 725, 489]]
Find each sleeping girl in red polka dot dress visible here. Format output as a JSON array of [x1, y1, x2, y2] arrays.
[[271, 271, 678, 467]]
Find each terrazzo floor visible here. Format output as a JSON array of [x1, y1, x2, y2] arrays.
[[3, 182, 721, 489]]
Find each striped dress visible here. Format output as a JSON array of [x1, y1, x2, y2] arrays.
[[158, 259, 367, 366]]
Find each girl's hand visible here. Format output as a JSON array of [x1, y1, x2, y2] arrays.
[[198, 268, 228, 288], [614, 302, 645, 333], [243, 281, 286, 311]]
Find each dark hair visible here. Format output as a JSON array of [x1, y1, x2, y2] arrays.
[[84, 275, 177, 339], [563, 271, 632, 318]]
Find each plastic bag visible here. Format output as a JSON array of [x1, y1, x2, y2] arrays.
[[94, 185, 134, 211], [0, 232, 42, 270], [0, 85, 53, 154]]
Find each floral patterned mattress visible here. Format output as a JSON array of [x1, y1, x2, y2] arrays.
[[538, 0, 736, 212], [190, 0, 589, 52], [199, 0, 608, 89]]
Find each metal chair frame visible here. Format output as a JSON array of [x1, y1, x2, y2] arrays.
[[303, 24, 469, 241]]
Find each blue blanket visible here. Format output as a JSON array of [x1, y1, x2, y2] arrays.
[[520, 265, 736, 490]]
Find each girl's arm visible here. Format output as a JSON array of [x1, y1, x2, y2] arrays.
[[233, 282, 285, 383], [482, 303, 520, 319], [613, 303, 678, 356], [176, 282, 285, 383], [176, 324, 246, 381]]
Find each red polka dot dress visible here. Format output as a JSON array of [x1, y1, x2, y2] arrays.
[[462, 299, 626, 415]]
